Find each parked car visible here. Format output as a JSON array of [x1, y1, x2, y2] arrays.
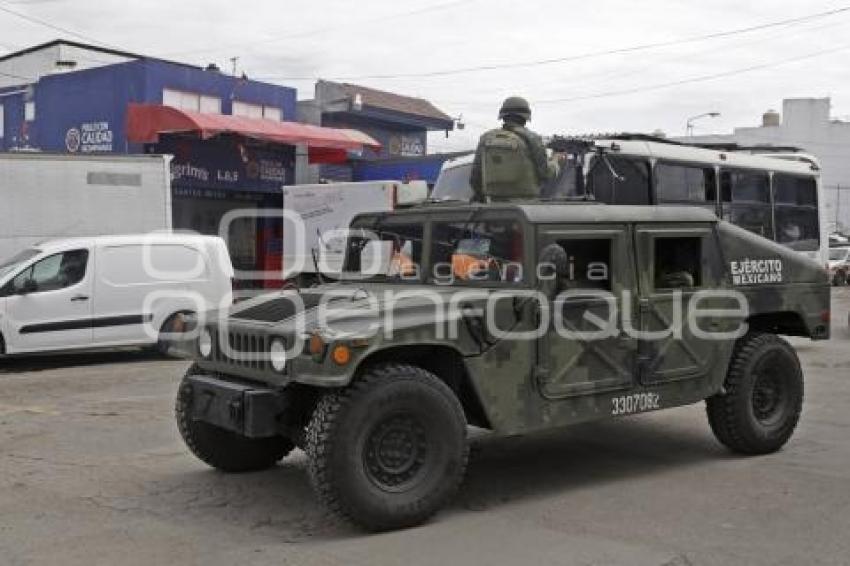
[[828, 247, 850, 286], [0, 234, 233, 357]]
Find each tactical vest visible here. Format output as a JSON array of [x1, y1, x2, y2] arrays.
[[479, 128, 539, 200]]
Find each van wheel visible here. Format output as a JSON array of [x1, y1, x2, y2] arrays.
[[706, 333, 803, 455], [155, 313, 188, 357], [175, 366, 294, 472], [306, 364, 468, 531], [832, 272, 845, 286]]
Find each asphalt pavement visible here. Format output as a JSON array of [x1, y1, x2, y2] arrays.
[[1, 289, 849, 566]]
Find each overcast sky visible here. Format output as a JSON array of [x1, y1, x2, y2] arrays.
[[2, 0, 850, 152]]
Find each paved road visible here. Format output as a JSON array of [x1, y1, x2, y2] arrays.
[[1, 290, 849, 566]]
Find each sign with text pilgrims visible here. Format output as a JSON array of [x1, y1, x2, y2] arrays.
[[154, 138, 294, 193]]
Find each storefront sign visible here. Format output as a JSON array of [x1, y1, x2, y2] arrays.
[[65, 121, 114, 153], [157, 138, 294, 193], [388, 134, 425, 157]]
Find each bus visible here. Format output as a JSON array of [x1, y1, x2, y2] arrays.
[[432, 135, 827, 267]]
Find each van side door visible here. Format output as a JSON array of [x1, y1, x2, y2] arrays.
[[0, 248, 93, 352]]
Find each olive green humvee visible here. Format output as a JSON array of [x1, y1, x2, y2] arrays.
[[175, 203, 830, 531]]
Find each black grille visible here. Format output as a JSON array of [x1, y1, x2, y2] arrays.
[[212, 329, 271, 372]]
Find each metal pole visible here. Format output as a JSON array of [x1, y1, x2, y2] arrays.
[[837, 184, 842, 232]]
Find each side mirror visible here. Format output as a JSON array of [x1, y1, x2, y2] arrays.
[[538, 243, 568, 301]]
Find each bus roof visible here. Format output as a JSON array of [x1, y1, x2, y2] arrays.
[[439, 137, 820, 176]]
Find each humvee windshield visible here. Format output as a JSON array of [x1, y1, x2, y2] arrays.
[[341, 219, 425, 282], [341, 215, 526, 285]]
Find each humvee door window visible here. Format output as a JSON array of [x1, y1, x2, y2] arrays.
[[431, 219, 524, 284], [556, 239, 612, 291], [656, 163, 716, 203], [343, 221, 424, 281], [587, 157, 651, 205], [653, 238, 701, 289]]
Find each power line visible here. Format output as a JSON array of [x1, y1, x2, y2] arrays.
[[0, 0, 113, 48], [259, 5, 850, 81], [160, 0, 474, 58], [534, 43, 850, 104]]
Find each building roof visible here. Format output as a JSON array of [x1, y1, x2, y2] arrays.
[[0, 38, 198, 71], [333, 82, 452, 124]]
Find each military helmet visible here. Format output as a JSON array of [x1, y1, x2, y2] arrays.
[[498, 96, 531, 121]]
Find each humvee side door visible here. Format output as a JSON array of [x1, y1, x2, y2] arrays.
[[535, 224, 637, 398], [634, 223, 724, 384]]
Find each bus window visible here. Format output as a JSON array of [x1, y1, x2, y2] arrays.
[[656, 163, 716, 206], [587, 157, 650, 205], [773, 174, 819, 251], [774, 174, 817, 205], [720, 170, 772, 239]]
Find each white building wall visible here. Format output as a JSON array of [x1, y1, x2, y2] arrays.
[[685, 98, 850, 232], [0, 43, 134, 89]]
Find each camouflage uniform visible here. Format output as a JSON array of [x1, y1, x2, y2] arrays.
[[470, 97, 555, 202]]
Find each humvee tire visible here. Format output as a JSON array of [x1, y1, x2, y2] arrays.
[[706, 333, 804, 455], [176, 366, 294, 472], [305, 364, 468, 531]]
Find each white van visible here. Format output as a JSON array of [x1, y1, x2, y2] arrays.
[[0, 234, 233, 357]]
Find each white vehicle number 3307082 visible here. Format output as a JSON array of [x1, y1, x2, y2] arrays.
[[611, 393, 661, 416]]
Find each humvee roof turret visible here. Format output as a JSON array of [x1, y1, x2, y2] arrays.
[[174, 202, 830, 531]]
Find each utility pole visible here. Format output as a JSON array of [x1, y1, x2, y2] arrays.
[[229, 56, 239, 77], [836, 184, 842, 232]]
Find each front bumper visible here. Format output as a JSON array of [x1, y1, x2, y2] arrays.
[[184, 373, 284, 438]]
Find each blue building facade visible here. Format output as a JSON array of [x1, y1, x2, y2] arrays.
[[0, 51, 301, 277]]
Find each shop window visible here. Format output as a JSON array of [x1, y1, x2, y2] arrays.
[[656, 163, 716, 204], [164, 88, 199, 112], [556, 239, 612, 290], [587, 157, 651, 205], [654, 237, 702, 289], [24, 101, 35, 122], [199, 95, 222, 114], [263, 106, 282, 121], [233, 101, 264, 119]]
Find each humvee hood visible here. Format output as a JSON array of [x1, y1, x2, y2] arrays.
[[226, 284, 491, 337]]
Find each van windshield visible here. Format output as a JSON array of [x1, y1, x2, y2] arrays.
[[0, 248, 40, 279]]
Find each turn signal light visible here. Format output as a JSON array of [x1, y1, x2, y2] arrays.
[[331, 344, 352, 366], [308, 334, 325, 356]]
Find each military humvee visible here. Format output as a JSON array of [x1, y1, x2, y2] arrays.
[[175, 202, 830, 531]]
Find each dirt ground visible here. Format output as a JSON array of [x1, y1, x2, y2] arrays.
[[1, 289, 849, 566]]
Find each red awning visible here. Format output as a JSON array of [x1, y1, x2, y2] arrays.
[[126, 103, 380, 164]]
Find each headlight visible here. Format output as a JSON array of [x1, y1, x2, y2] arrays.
[[270, 338, 287, 372], [199, 327, 213, 358]]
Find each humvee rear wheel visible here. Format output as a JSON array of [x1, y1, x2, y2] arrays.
[[175, 367, 294, 472], [305, 363, 468, 531], [706, 333, 803, 455]]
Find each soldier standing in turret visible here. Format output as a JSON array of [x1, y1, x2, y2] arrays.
[[470, 96, 557, 202]]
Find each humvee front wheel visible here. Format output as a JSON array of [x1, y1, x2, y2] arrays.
[[305, 364, 468, 531], [706, 333, 803, 455], [175, 368, 294, 472]]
